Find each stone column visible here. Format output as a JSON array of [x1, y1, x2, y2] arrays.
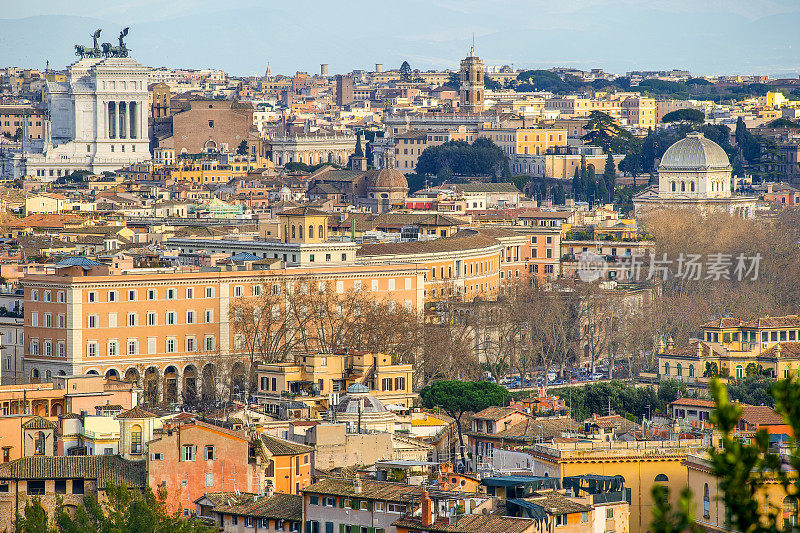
[[119, 102, 127, 139], [108, 102, 116, 139], [129, 101, 137, 139]]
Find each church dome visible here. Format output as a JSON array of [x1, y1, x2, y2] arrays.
[[659, 132, 731, 171], [335, 389, 388, 414], [365, 167, 408, 190]]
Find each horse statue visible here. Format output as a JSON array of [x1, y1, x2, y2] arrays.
[[101, 42, 115, 57], [75, 44, 91, 58]]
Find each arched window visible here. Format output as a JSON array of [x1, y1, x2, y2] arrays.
[[664, 362, 670, 376], [319, 225, 324, 240], [677, 364, 683, 377], [688, 365, 695, 378], [308, 225, 314, 239], [671, 181, 676, 192], [735, 365, 744, 379], [35, 431, 46, 455], [291, 225, 296, 239], [131, 424, 143, 454], [691, 182, 695, 192], [298, 225, 303, 239], [703, 484, 710, 518], [654, 474, 669, 483], [681, 182, 686, 192], [783, 497, 799, 528]]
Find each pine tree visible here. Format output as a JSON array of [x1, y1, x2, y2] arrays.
[[354, 134, 364, 158], [584, 164, 597, 204], [596, 177, 609, 205], [572, 166, 583, 201], [603, 152, 616, 203], [553, 183, 566, 205]]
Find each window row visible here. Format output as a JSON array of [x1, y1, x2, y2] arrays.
[[28, 340, 66, 357], [30, 313, 66, 328], [84, 286, 215, 303], [85, 336, 215, 356], [29, 290, 65, 303], [86, 310, 213, 328]]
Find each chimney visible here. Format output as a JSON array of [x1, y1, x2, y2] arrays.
[[421, 489, 434, 526], [666, 336, 675, 351], [353, 476, 362, 494], [776, 343, 782, 358], [264, 482, 275, 498]]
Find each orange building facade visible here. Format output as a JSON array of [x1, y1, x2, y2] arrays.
[[22, 263, 424, 403]]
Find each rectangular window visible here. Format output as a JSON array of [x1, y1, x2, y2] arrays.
[[127, 340, 137, 355], [205, 310, 213, 323], [167, 288, 176, 299], [107, 341, 117, 357], [186, 287, 194, 299], [147, 312, 157, 326], [205, 287, 214, 298], [186, 337, 195, 352], [182, 445, 196, 461], [127, 313, 137, 327], [87, 315, 98, 328], [87, 342, 98, 357], [205, 473, 214, 487], [128, 289, 137, 301], [166, 338, 175, 353], [167, 312, 176, 325], [205, 445, 216, 460], [186, 311, 195, 324], [108, 291, 117, 302], [147, 289, 156, 300], [108, 313, 117, 328], [88, 291, 97, 303], [205, 336, 215, 351]]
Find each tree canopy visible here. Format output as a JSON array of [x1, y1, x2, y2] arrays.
[[661, 108, 705, 124], [415, 138, 507, 178], [420, 380, 508, 468]]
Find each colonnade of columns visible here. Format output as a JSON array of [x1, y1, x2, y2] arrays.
[[106, 101, 141, 140]]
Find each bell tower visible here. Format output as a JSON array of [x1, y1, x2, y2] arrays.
[[459, 40, 484, 114]]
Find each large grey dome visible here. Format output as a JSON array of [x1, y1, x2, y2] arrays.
[[335, 391, 387, 414], [659, 132, 731, 171]]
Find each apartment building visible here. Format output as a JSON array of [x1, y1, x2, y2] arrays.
[[255, 351, 414, 415], [478, 127, 568, 157], [21, 258, 424, 403]]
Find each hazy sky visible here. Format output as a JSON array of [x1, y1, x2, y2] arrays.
[[2, 0, 800, 77]]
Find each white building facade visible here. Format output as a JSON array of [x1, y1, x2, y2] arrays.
[[4, 55, 150, 180]]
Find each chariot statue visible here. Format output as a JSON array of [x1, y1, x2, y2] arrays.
[[76, 28, 130, 58]]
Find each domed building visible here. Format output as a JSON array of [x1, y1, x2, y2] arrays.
[[633, 132, 756, 218], [358, 163, 409, 214], [334, 383, 397, 433]]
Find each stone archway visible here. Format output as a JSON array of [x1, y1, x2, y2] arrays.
[[163, 365, 179, 404], [183, 365, 198, 404], [123, 367, 140, 387], [105, 368, 120, 381], [201, 364, 216, 404], [231, 362, 247, 400], [143, 366, 160, 405]]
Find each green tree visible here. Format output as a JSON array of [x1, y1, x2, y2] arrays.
[[572, 166, 583, 201], [582, 111, 631, 153], [661, 108, 705, 125], [16, 497, 52, 533], [236, 140, 248, 155], [552, 183, 566, 205], [420, 380, 508, 468], [354, 134, 364, 158], [53, 482, 215, 532], [596, 177, 609, 205], [603, 152, 616, 203], [399, 61, 412, 81]]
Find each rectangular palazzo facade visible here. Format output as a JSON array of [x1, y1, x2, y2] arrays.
[[21, 264, 424, 402]]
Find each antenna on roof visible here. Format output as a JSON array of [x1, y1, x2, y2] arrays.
[[471, 33, 475, 57]]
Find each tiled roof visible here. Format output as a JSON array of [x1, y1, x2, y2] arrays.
[[670, 398, 716, 408], [21, 416, 57, 430], [529, 490, 592, 514], [200, 492, 302, 520], [116, 405, 157, 419], [472, 406, 522, 421], [741, 315, 800, 329], [393, 514, 536, 533], [701, 317, 743, 329], [760, 342, 800, 359], [0, 456, 146, 489], [518, 210, 571, 219], [278, 206, 330, 217], [739, 405, 784, 426], [302, 478, 422, 501], [260, 434, 313, 456], [357, 234, 499, 257]]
